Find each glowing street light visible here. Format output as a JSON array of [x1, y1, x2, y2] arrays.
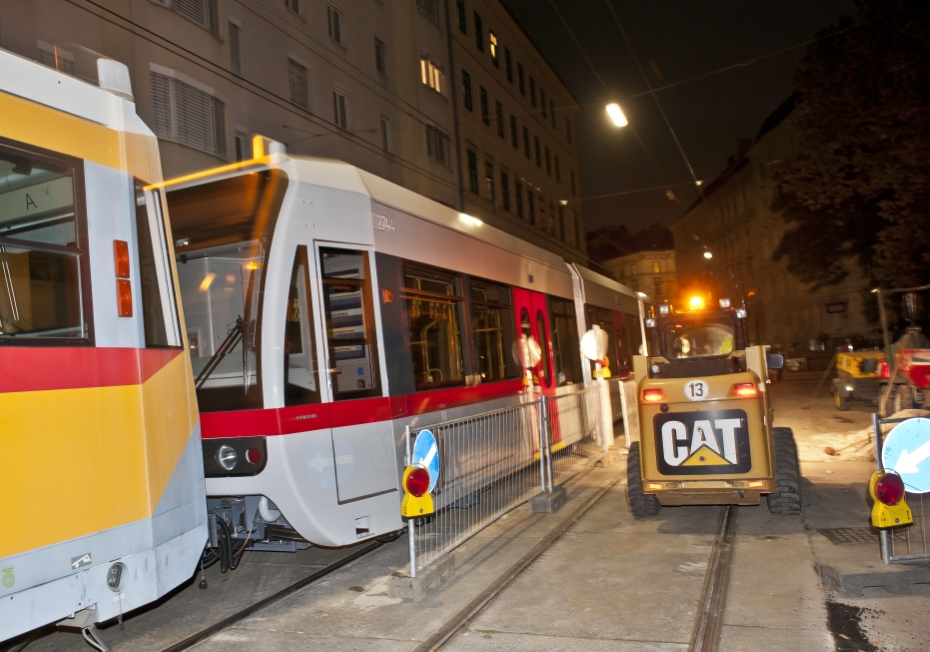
[[703, 251, 713, 260], [606, 103, 628, 128]]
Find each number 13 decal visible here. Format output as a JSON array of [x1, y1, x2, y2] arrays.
[[685, 380, 709, 401]]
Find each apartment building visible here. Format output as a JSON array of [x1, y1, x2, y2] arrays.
[[601, 249, 677, 301], [450, 0, 586, 263], [0, 0, 586, 262], [671, 95, 877, 351]]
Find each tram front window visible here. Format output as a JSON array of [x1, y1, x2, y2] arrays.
[[0, 145, 86, 341], [662, 319, 735, 358], [167, 170, 287, 412]]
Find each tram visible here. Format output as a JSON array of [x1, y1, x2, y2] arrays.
[[162, 139, 643, 551], [0, 48, 206, 645]]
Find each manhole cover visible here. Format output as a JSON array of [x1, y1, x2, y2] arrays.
[[818, 527, 877, 545]]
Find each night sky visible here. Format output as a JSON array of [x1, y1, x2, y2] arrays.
[[500, 0, 855, 234]]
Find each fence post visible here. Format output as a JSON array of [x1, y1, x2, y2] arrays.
[[873, 413, 893, 565], [405, 424, 417, 578]]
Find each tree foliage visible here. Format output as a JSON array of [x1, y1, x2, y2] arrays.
[[773, 0, 930, 289]]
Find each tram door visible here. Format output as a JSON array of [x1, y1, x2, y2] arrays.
[[313, 244, 398, 506], [512, 288, 555, 394]]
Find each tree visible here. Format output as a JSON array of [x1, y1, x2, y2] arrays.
[[773, 1, 930, 290]]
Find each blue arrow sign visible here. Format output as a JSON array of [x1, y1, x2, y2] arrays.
[[411, 429, 440, 494], [882, 417, 930, 494]]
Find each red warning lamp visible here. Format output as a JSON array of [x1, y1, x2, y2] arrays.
[[874, 472, 905, 506], [405, 466, 430, 497]]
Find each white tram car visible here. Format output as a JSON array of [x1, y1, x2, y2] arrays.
[[162, 140, 644, 550]]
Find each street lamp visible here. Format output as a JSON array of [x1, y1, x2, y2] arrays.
[[703, 251, 713, 260], [606, 103, 628, 128]]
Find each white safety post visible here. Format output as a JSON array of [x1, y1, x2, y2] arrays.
[[593, 326, 614, 449]]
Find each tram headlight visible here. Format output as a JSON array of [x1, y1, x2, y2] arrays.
[[216, 445, 238, 472]]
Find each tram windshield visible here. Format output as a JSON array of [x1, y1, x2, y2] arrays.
[[0, 146, 85, 340], [167, 170, 287, 412], [661, 317, 735, 359]]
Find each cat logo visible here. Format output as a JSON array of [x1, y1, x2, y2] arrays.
[[654, 410, 752, 475]]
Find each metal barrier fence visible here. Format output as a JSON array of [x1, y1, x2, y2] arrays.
[[874, 414, 930, 563], [405, 385, 605, 576]]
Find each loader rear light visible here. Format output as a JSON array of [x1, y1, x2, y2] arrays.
[[405, 466, 430, 498], [647, 483, 662, 490], [643, 388, 665, 402], [874, 472, 905, 506], [734, 383, 758, 397], [748, 480, 765, 488]]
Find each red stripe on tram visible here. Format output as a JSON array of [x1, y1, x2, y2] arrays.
[[200, 378, 526, 439], [0, 347, 182, 394]]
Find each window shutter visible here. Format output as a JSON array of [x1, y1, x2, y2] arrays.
[[229, 22, 241, 74], [288, 59, 308, 108], [150, 72, 175, 140]]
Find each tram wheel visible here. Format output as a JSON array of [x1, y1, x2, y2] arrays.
[[627, 442, 661, 518], [767, 428, 802, 516]]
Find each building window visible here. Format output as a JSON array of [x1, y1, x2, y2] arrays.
[[631, 264, 638, 276], [375, 38, 386, 75], [462, 69, 473, 111], [558, 205, 565, 240], [495, 101, 504, 137], [327, 5, 342, 44], [510, 115, 518, 148], [235, 131, 250, 161], [285, 0, 299, 14], [457, 0, 466, 33], [474, 12, 483, 51], [505, 48, 513, 82], [332, 90, 348, 129], [527, 192, 536, 227], [523, 126, 530, 158], [229, 21, 242, 75], [288, 58, 309, 108], [570, 169, 576, 196], [534, 136, 541, 167], [501, 171, 510, 211], [480, 87, 489, 125], [574, 213, 582, 249], [164, 0, 219, 34], [566, 118, 573, 145], [555, 155, 560, 182], [541, 88, 547, 117], [484, 162, 494, 202], [151, 68, 227, 158], [489, 31, 499, 67], [380, 117, 390, 152], [518, 62, 525, 95], [550, 99, 556, 128], [545, 146, 551, 175], [427, 125, 451, 166], [515, 181, 524, 219], [653, 262, 661, 273], [548, 202, 555, 233], [421, 57, 445, 94], [416, 0, 439, 25], [529, 76, 536, 107], [467, 150, 478, 193]]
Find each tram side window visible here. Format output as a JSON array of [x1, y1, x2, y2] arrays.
[[536, 309, 552, 387], [550, 298, 582, 385], [0, 146, 86, 341], [134, 184, 181, 347], [470, 279, 519, 382], [320, 248, 381, 400], [403, 265, 465, 389], [585, 306, 619, 377], [284, 246, 320, 406]]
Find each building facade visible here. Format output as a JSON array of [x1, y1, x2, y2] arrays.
[[601, 249, 676, 301], [0, 0, 585, 261], [449, 0, 586, 263], [671, 96, 878, 352]]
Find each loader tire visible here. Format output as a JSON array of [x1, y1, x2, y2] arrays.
[[627, 442, 661, 518], [767, 428, 802, 516]]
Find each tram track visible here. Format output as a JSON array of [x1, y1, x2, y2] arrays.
[[159, 540, 384, 652], [689, 506, 738, 652]]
